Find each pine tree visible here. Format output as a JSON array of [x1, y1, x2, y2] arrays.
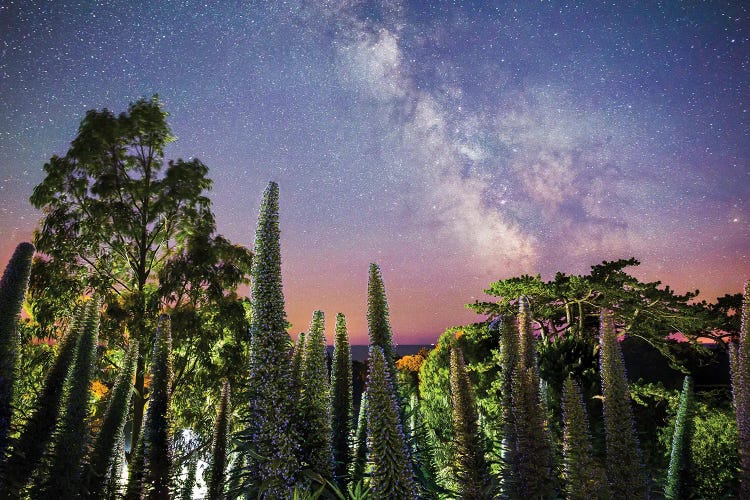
[[449, 347, 491, 499], [366, 346, 417, 499], [351, 392, 368, 485], [367, 263, 398, 385], [142, 314, 173, 499], [731, 281, 750, 499], [0, 241, 34, 457], [0, 304, 85, 495], [561, 377, 608, 499], [246, 181, 298, 496], [665, 375, 693, 500], [599, 310, 645, 498], [331, 312, 353, 485], [34, 297, 101, 499], [207, 380, 232, 499], [84, 340, 140, 498], [299, 310, 334, 478]]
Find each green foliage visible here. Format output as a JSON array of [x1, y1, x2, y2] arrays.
[[561, 377, 608, 499], [731, 280, 750, 498], [207, 380, 232, 499], [34, 298, 101, 499], [0, 242, 34, 456], [84, 340, 139, 498], [366, 346, 417, 499], [664, 376, 692, 499], [179, 451, 199, 500], [142, 314, 174, 499], [331, 313, 353, 485], [367, 263, 398, 385], [449, 347, 492, 499], [351, 392, 368, 486], [599, 311, 646, 498], [245, 181, 299, 496], [300, 311, 334, 479]]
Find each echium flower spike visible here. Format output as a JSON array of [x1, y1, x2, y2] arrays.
[[665, 375, 693, 500], [0, 241, 34, 455], [599, 310, 646, 498], [562, 377, 609, 499], [366, 346, 418, 499], [84, 340, 140, 499], [517, 296, 536, 372], [367, 263, 398, 386], [0, 303, 85, 496], [245, 181, 299, 497], [35, 297, 101, 499], [207, 380, 232, 500], [142, 314, 174, 500], [351, 392, 369, 485], [450, 346, 492, 499], [291, 331, 305, 398], [731, 281, 750, 499], [493, 315, 519, 495], [299, 310, 334, 479], [331, 312, 353, 486]]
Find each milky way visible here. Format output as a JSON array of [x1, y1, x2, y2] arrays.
[[1, 1, 748, 343]]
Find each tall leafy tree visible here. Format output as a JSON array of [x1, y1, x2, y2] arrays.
[[29, 96, 222, 451], [665, 375, 693, 500], [731, 281, 750, 499], [449, 347, 491, 499], [207, 380, 232, 500], [331, 312, 353, 485], [34, 298, 101, 499], [300, 310, 333, 478], [366, 346, 417, 499], [367, 263, 398, 384], [599, 311, 645, 498], [0, 305, 84, 495], [561, 377, 608, 499], [0, 241, 34, 456], [84, 340, 139, 499], [245, 181, 298, 496], [142, 314, 174, 499]]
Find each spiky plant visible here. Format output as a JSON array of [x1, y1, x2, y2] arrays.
[[291, 331, 306, 398], [449, 347, 491, 499], [84, 340, 139, 498], [367, 264, 398, 385], [0, 241, 34, 456], [517, 296, 536, 371], [351, 392, 369, 485], [366, 346, 417, 499], [299, 310, 334, 479], [494, 315, 519, 495], [246, 181, 299, 496], [731, 281, 750, 499], [34, 297, 101, 499], [107, 435, 126, 499], [207, 380, 232, 500], [665, 375, 693, 500], [331, 312, 353, 485], [124, 435, 145, 500], [142, 314, 173, 499], [599, 311, 645, 498], [0, 304, 85, 495], [562, 376, 608, 499]]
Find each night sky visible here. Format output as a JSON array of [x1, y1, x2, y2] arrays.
[[1, 1, 748, 344]]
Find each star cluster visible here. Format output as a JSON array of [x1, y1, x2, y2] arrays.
[[1, 1, 748, 343]]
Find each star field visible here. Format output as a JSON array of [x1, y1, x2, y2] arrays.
[[1, 1, 748, 343]]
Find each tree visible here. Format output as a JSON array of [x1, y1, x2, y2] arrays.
[[299, 310, 333, 479], [245, 181, 299, 496], [561, 377, 608, 499], [141, 314, 173, 499], [331, 312, 353, 485], [367, 263, 398, 385], [449, 347, 491, 499], [29, 96, 228, 452], [84, 340, 139, 499], [665, 376, 693, 500], [599, 311, 645, 498], [731, 281, 750, 499], [366, 346, 417, 499], [0, 241, 34, 456], [33, 298, 100, 499], [207, 380, 232, 500]]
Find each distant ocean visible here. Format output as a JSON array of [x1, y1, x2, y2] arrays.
[[327, 345, 433, 362]]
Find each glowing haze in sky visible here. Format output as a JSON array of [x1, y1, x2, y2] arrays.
[[1, 1, 748, 344]]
